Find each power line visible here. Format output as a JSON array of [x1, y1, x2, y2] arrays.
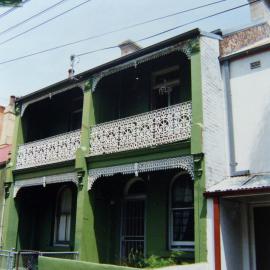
[[0, 0, 226, 38], [0, 0, 255, 65], [0, 0, 230, 64], [0, 0, 92, 46], [0, 0, 30, 20], [77, 1, 254, 57], [0, 7, 16, 19], [0, 0, 70, 37]]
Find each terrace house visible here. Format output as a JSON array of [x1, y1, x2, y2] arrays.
[[2, 28, 225, 267]]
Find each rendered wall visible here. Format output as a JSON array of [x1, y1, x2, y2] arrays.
[[39, 256, 137, 270], [230, 50, 270, 173], [38, 256, 208, 270]]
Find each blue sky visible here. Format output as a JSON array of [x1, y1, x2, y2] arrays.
[[0, 0, 251, 104]]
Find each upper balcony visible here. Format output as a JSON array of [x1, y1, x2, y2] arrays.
[[15, 87, 83, 170], [89, 50, 192, 157], [16, 129, 81, 169], [89, 101, 191, 156]]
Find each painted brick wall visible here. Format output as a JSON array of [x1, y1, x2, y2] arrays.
[[200, 36, 226, 188]]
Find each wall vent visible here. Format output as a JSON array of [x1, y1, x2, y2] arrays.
[[250, 61, 261, 69]]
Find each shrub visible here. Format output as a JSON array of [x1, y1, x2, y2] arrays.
[[124, 249, 194, 268]]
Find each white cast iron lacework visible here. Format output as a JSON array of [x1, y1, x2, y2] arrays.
[[89, 102, 191, 156], [16, 130, 81, 169], [13, 172, 78, 198], [88, 156, 194, 190], [20, 83, 84, 116], [92, 38, 199, 92]]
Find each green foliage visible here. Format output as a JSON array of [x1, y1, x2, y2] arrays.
[[124, 249, 146, 268], [143, 255, 174, 268], [0, 0, 21, 6], [124, 250, 194, 269]]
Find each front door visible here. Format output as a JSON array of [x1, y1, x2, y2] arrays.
[[253, 206, 270, 270], [121, 199, 145, 261]]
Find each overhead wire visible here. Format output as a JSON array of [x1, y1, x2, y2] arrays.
[[0, 0, 70, 37], [0, 0, 92, 46], [0, 0, 256, 65], [77, 1, 255, 57], [0, 0, 30, 20]]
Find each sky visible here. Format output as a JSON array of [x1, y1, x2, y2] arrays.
[[0, 0, 252, 105]]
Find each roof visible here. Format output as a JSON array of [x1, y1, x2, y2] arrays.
[[205, 174, 270, 197], [16, 28, 220, 104], [0, 144, 11, 166]]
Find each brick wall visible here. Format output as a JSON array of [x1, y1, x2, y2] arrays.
[[200, 36, 227, 188]]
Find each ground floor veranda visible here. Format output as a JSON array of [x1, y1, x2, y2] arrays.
[[2, 155, 206, 267]]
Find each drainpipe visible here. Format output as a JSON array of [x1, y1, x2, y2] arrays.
[[213, 197, 221, 270], [222, 60, 250, 176]]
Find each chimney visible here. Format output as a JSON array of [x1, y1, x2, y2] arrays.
[[248, 0, 270, 22], [118, 40, 141, 56], [9, 95, 15, 106]]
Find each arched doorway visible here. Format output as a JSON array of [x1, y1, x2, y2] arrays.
[[120, 177, 146, 261]]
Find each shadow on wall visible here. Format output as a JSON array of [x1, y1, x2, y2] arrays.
[[220, 199, 242, 270], [249, 94, 270, 173]]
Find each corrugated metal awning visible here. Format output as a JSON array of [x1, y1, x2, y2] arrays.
[[205, 174, 270, 197]]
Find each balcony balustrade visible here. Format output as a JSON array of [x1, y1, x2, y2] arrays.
[[89, 101, 192, 156], [16, 130, 81, 169]]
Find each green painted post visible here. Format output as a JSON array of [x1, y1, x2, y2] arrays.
[[74, 79, 99, 262], [191, 51, 203, 155], [191, 49, 207, 263]]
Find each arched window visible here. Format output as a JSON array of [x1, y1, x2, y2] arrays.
[[54, 187, 72, 245], [169, 172, 194, 250], [124, 177, 146, 198]]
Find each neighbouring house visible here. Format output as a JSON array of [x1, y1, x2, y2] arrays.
[[0, 96, 15, 247], [1, 27, 226, 269], [205, 2, 270, 270]]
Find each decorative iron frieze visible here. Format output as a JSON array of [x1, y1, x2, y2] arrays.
[[13, 172, 78, 198], [92, 38, 199, 92], [89, 102, 191, 156], [20, 83, 84, 116], [88, 155, 194, 190], [16, 130, 81, 169]]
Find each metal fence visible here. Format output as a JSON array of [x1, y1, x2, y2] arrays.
[[0, 250, 79, 270], [0, 250, 16, 270]]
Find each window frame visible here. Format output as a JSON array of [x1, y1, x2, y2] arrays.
[[151, 65, 180, 110], [168, 171, 194, 251], [54, 186, 73, 246]]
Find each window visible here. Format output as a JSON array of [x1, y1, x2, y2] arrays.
[[151, 65, 180, 109], [169, 172, 194, 250], [54, 187, 72, 245]]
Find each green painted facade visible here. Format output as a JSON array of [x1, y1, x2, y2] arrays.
[[1, 34, 207, 267]]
